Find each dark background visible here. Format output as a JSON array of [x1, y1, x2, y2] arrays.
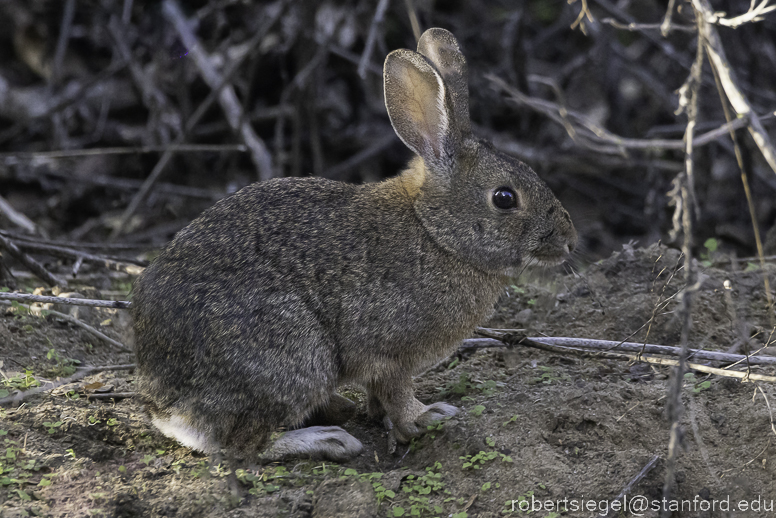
[[1, 0, 775, 262]]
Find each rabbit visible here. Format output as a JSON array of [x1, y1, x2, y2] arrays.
[[131, 27, 577, 465]]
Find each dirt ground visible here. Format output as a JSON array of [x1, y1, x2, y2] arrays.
[[2, 242, 776, 518]]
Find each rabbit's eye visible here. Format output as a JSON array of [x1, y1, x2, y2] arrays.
[[492, 187, 518, 210]]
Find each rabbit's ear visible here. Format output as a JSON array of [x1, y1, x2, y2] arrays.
[[417, 28, 470, 135], [384, 49, 455, 163]]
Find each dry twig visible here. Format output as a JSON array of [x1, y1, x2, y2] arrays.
[[0, 364, 135, 407]]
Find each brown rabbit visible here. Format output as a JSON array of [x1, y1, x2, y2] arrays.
[[131, 27, 576, 463]]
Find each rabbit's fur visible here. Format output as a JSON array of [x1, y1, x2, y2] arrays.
[[132, 28, 577, 463]]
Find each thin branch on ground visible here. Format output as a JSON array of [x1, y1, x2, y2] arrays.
[[470, 335, 776, 383], [466, 334, 776, 366], [9, 238, 147, 273], [603, 456, 660, 518], [0, 364, 135, 407], [0, 292, 130, 309], [0, 234, 66, 287]]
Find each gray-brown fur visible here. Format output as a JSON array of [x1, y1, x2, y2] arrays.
[[131, 28, 577, 462]]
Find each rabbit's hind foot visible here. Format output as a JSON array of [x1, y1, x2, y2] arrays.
[[262, 426, 363, 463], [151, 411, 220, 454]]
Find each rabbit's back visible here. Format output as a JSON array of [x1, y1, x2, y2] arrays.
[[132, 176, 502, 430]]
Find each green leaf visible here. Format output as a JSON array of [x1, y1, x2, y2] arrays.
[[704, 238, 718, 253], [481, 482, 491, 491], [470, 405, 485, 417], [344, 468, 358, 476], [393, 506, 405, 516]]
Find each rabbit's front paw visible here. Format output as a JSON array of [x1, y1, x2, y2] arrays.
[[392, 402, 458, 444]]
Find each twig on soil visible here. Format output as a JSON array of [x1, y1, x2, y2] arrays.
[[0, 299, 131, 353], [602, 455, 659, 518], [0, 234, 66, 287], [465, 334, 776, 381], [0, 364, 135, 407], [8, 238, 147, 274], [474, 334, 776, 366], [754, 384, 776, 437], [0, 292, 130, 309], [86, 392, 135, 400]]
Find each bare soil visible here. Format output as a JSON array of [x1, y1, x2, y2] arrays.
[[2, 242, 776, 518]]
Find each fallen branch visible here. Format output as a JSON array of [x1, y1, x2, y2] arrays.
[[603, 456, 660, 518], [464, 334, 776, 382], [0, 364, 135, 407], [0, 234, 66, 287], [469, 332, 776, 366], [0, 292, 130, 309], [9, 238, 147, 273]]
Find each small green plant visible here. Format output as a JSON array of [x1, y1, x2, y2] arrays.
[[235, 464, 292, 495], [10, 301, 30, 316], [88, 416, 100, 425], [530, 366, 568, 385], [46, 348, 80, 377], [106, 418, 119, 427], [503, 415, 518, 427], [700, 237, 719, 267], [396, 462, 447, 516], [460, 450, 513, 470], [0, 370, 40, 397], [469, 405, 486, 417], [684, 372, 711, 393], [142, 454, 155, 466], [42, 421, 63, 434]]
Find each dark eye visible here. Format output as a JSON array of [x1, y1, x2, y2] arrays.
[[492, 187, 518, 210]]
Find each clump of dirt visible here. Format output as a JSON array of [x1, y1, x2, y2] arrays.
[[2, 242, 775, 517]]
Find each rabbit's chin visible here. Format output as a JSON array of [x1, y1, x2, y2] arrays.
[[503, 253, 568, 276]]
